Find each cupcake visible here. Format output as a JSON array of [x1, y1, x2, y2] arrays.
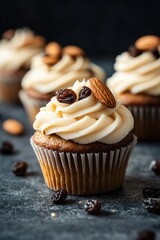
[[20, 42, 106, 123], [107, 35, 160, 140], [0, 28, 45, 103], [31, 78, 136, 195]]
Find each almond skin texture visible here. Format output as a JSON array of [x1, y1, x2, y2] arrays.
[[3, 119, 24, 135], [89, 78, 116, 108], [63, 45, 85, 57], [45, 42, 62, 56], [135, 35, 160, 50]]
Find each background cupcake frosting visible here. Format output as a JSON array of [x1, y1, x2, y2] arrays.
[[34, 80, 134, 144]]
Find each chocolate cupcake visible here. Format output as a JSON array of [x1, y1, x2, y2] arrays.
[[31, 78, 136, 195], [20, 42, 106, 123], [107, 35, 160, 140], [0, 28, 45, 103]]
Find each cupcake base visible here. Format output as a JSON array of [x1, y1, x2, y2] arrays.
[[30, 135, 137, 195]]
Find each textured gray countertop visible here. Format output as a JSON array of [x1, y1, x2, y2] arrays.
[[0, 59, 160, 240]]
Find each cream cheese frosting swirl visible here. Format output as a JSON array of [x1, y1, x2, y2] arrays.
[[0, 28, 44, 71], [107, 51, 160, 96], [21, 53, 106, 94], [33, 80, 134, 144]]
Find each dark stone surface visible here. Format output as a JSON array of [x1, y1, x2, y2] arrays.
[[0, 59, 160, 240]]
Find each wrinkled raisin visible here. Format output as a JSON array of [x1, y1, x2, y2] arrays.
[[150, 160, 160, 175], [137, 230, 155, 240], [143, 187, 160, 198], [0, 141, 14, 154], [152, 49, 160, 59], [51, 189, 68, 204], [143, 198, 160, 215], [56, 89, 77, 104], [78, 86, 91, 101], [128, 45, 143, 57], [12, 161, 28, 176], [85, 199, 101, 214]]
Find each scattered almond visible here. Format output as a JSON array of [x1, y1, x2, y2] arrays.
[[135, 35, 160, 51], [45, 42, 62, 56], [89, 78, 116, 108], [3, 119, 24, 135], [43, 54, 60, 65], [63, 45, 85, 57]]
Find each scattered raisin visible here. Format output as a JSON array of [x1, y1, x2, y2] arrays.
[[84, 199, 101, 214], [78, 86, 91, 101], [56, 89, 77, 104], [137, 230, 155, 240], [0, 141, 14, 154], [150, 160, 160, 175], [143, 198, 160, 215], [152, 49, 160, 59], [128, 45, 143, 57], [143, 187, 160, 198], [12, 161, 28, 176], [51, 189, 68, 204]]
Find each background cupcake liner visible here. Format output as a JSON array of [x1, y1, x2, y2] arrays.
[[19, 90, 48, 124], [31, 135, 137, 195], [128, 106, 160, 140], [0, 73, 22, 103]]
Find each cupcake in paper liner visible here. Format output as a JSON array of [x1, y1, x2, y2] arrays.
[[107, 35, 160, 140], [21, 42, 106, 123], [0, 28, 45, 103], [31, 78, 136, 195]]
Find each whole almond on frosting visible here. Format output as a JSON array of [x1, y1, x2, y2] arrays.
[[3, 119, 24, 135], [135, 35, 160, 50], [45, 42, 62, 56], [63, 45, 85, 57], [43, 55, 60, 65], [89, 78, 116, 109]]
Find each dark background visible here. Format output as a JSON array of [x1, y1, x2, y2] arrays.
[[0, 0, 159, 56]]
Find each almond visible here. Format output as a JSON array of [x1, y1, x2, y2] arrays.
[[135, 35, 160, 50], [63, 45, 85, 57], [89, 78, 116, 108], [2, 29, 15, 40], [45, 42, 62, 56], [3, 119, 24, 135], [43, 54, 60, 65]]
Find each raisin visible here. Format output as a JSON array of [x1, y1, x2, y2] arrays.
[[0, 141, 14, 154], [143, 198, 160, 215], [12, 161, 28, 176], [152, 49, 160, 59], [128, 45, 143, 57], [84, 199, 101, 214], [150, 160, 160, 175], [51, 189, 68, 204], [78, 86, 91, 101], [137, 230, 155, 240], [56, 89, 77, 104], [143, 187, 160, 198]]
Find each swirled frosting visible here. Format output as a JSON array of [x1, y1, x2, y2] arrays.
[[0, 28, 44, 71], [107, 51, 160, 96], [21, 53, 106, 94], [33, 80, 134, 144]]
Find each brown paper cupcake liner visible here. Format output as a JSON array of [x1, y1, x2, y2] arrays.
[[30, 135, 137, 195], [19, 90, 48, 124], [128, 106, 160, 140]]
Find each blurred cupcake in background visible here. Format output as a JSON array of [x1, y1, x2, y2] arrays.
[[20, 42, 106, 123], [0, 28, 45, 103], [107, 35, 160, 140]]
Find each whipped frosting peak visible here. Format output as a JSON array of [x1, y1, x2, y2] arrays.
[[0, 28, 44, 71], [33, 80, 134, 144]]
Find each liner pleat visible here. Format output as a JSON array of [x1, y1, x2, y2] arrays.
[[31, 135, 137, 195], [19, 90, 48, 123], [128, 106, 160, 140]]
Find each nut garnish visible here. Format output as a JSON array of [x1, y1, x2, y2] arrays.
[[43, 54, 60, 65], [45, 42, 62, 56], [3, 119, 24, 135], [2, 29, 15, 40], [63, 45, 85, 57], [135, 35, 160, 51], [89, 78, 116, 108]]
